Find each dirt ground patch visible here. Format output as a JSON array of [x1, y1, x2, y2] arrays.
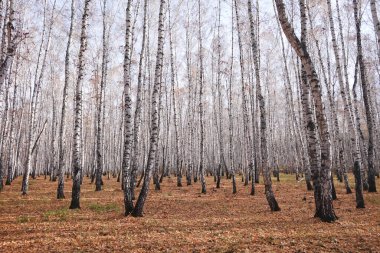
[[0, 174, 379, 252]]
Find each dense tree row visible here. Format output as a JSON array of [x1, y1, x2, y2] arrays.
[[0, 0, 378, 222]]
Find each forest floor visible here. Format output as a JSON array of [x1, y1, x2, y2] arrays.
[[0, 174, 379, 253]]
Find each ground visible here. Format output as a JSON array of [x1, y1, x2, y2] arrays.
[[0, 174, 379, 252]]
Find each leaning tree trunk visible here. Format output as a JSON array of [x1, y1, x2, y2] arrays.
[[275, 0, 337, 222], [296, 0, 323, 201], [354, 0, 377, 193], [248, 0, 279, 210], [69, 0, 91, 209], [306, 1, 352, 193], [131, 0, 165, 217], [273, 0, 312, 190]]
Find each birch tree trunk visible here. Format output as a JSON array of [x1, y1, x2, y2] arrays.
[[131, 0, 165, 217], [274, 0, 313, 190], [130, 0, 147, 200], [229, 0, 236, 194], [185, 11, 193, 186], [95, 0, 108, 191], [5, 48, 18, 186], [353, 0, 377, 193], [275, 0, 337, 222], [22, 0, 55, 195], [121, 0, 134, 215], [326, 0, 363, 204], [0, 60, 11, 191], [0, 0, 11, 190], [370, 0, 380, 59], [69, 0, 91, 209], [248, 0, 279, 210], [57, 0, 74, 199], [0, 0, 18, 92], [198, 0, 206, 194], [216, 0, 227, 188], [50, 95, 57, 181], [167, 0, 181, 188], [234, 0, 255, 195]]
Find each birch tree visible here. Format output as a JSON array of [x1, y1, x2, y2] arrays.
[[248, 0, 279, 210], [69, 0, 91, 209], [326, 0, 363, 204], [57, 0, 74, 199], [95, 0, 108, 191], [370, 0, 380, 59], [353, 0, 377, 193], [131, 0, 165, 217], [198, 0, 206, 194], [22, 0, 56, 195], [121, 0, 134, 215], [275, 0, 337, 222]]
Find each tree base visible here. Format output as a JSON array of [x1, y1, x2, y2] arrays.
[[69, 205, 80, 209], [270, 202, 281, 211], [131, 208, 144, 217], [368, 182, 377, 193], [57, 192, 65, 199], [368, 188, 377, 193], [356, 203, 365, 209], [267, 196, 281, 211], [69, 200, 80, 209], [315, 212, 338, 222], [124, 206, 134, 216]]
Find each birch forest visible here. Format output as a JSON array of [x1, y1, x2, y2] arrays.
[[0, 0, 379, 252]]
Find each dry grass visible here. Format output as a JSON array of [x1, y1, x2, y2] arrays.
[[0, 174, 379, 252]]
